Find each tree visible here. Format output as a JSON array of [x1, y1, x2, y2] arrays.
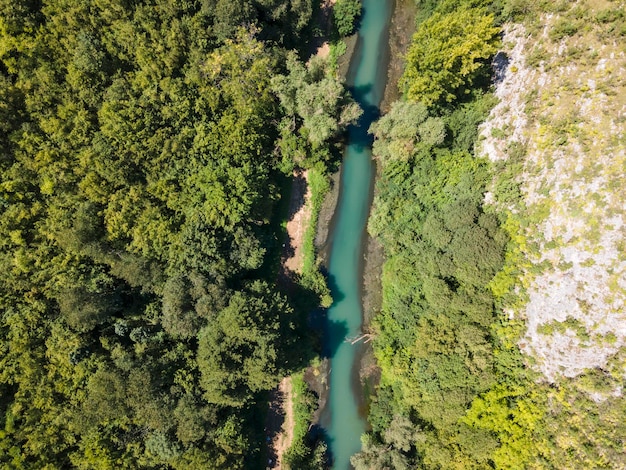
[[351, 433, 411, 470], [81, 367, 130, 428], [161, 275, 198, 339], [333, 0, 362, 37], [211, 0, 257, 43], [58, 285, 120, 332], [384, 415, 418, 452], [401, 6, 500, 108], [197, 282, 291, 407], [0, 0, 326, 467], [271, 53, 362, 150], [369, 101, 445, 162]]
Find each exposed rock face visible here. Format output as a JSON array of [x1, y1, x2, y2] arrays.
[[480, 17, 626, 382]]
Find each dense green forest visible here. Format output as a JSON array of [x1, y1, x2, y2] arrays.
[[0, 0, 361, 468], [353, 0, 509, 460]]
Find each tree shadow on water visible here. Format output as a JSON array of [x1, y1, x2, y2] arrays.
[[310, 424, 335, 468], [326, 271, 346, 305], [305, 271, 349, 360], [346, 82, 381, 152], [321, 317, 350, 360]]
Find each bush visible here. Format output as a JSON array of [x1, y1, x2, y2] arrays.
[[401, 6, 500, 108], [333, 0, 362, 37], [549, 18, 580, 40]]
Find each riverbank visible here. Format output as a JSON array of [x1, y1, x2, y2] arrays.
[[266, 377, 294, 470], [309, 0, 417, 431], [379, 0, 416, 113], [271, 1, 417, 465], [318, 0, 416, 327], [315, 0, 395, 465], [282, 170, 312, 277], [357, 0, 417, 394], [266, 2, 358, 466]]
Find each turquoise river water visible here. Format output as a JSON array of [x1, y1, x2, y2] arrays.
[[322, 0, 393, 468]]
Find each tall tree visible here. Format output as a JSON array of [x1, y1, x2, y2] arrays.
[[401, 5, 500, 108]]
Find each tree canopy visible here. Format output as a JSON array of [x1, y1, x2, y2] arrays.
[[362, 91, 508, 467], [401, 5, 500, 108], [271, 52, 362, 158], [0, 0, 338, 467]]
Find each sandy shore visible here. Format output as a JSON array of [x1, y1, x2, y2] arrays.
[[282, 170, 312, 276]]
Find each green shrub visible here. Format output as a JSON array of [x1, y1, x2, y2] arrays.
[[526, 45, 548, 68], [333, 0, 362, 37], [328, 40, 347, 73], [283, 373, 327, 469], [300, 166, 332, 307], [549, 18, 580, 40]]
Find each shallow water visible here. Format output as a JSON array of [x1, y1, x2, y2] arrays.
[[322, 0, 393, 468]]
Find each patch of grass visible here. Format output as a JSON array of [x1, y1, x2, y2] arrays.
[[328, 40, 347, 74], [283, 371, 327, 470], [596, 331, 618, 345], [290, 373, 316, 449], [577, 298, 591, 314], [491, 127, 507, 139], [577, 368, 615, 394], [538, 316, 591, 342], [581, 258, 596, 267], [526, 45, 549, 67], [300, 165, 333, 307]]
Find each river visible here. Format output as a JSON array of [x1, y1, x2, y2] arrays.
[[321, 0, 393, 468]]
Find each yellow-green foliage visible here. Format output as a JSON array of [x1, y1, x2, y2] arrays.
[[464, 386, 547, 469], [488, 215, 533, 298], [401, 5, 500, 108]]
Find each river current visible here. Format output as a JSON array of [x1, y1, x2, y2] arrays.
[[321, 1, 393, 468]]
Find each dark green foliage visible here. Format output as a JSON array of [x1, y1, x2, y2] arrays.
[[198, 282, 290, 407], [208, 0, 314, 46], [0, 0, 332, 467], [212, 0, 258, 42], [445, 92, 498, 152], [363, 100, 507, 466], [361, 2, 509, 464], [58, 285, 121, 332], [161, 273, 226, 339]]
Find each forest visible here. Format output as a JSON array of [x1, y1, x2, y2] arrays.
[[0, 0, 359, 468]]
